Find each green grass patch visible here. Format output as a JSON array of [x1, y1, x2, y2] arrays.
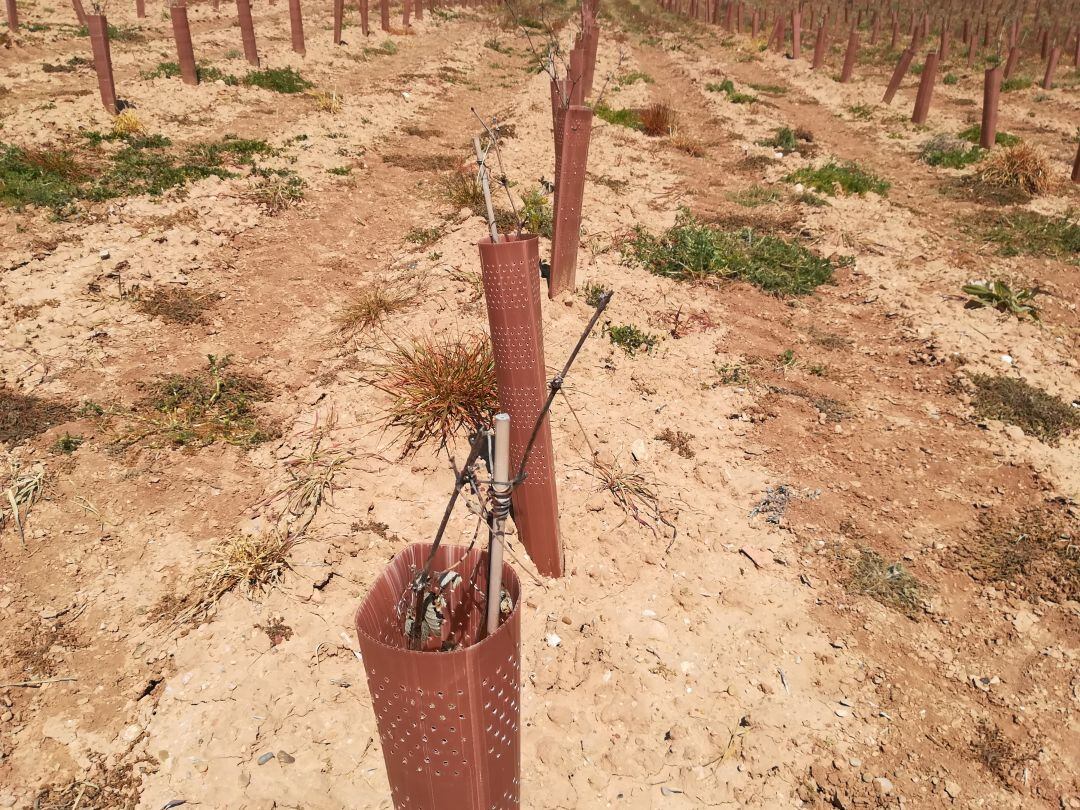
[[125, 355, 275, 448], [75, 22, 143, 42], [846, 103, 875, 120], [621, 209, 835, 296], [758, 126, 813, 156], [404, 225, 443, 246], [785, 160, 890, 196], [727, 185, 781, 207], [0, 135, 278, 212], [919, 134, 985, 168], [606, 324, 658, 356], [362, 40, 398, 58], [1001, 75, 1032, 92], [242, 67, 312, 93], [705, 78, 756, 103], [747, 81, 787, 94], [617, 70, 653, 86], [957, 124, 1021, 147], [943, 72, 958, 85], [582, 281, 612, 307], [970, 374, 1080, 444], [594, 103, 643, 130], [51, 432, 84, 454], [968, 210, 1080, 259]]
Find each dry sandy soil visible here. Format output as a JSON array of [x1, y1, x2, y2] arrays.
[[1, 1, 1079, 808]]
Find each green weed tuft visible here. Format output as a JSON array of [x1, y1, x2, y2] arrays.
[[962, 280, 1038, 319], [956, 124, 1020, 147], [242, 67, 312, 93], [621, 209, 834, 296], [919, 134, 984, 168], [606, 323, 659, 355], [785, 160, 890, 196], [967, 210, 1079, 258]]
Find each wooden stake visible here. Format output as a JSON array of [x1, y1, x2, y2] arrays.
[[485, 413, 510, 637], [473, 136, 499, 243]]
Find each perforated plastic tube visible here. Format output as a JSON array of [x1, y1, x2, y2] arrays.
[[355, 543, 521, 809]]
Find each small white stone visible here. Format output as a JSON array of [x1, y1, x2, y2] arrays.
[[1001, 354, 1013, 364], [545, 633, 562, 648]]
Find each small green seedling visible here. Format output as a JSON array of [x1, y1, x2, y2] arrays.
[[962, 281, 1038, 319]]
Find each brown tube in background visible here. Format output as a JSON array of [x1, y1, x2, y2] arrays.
[[71, 0, 86, 25], [839, 28, 859, 81], [135, 0, 146, 18], [911, 51, 938, 124], [548, 106, 592, 300], [170, 3, 199, 85], [477, 235, 563, 580], [380, 0, 389, 32], [882, 47, 914, 103], [1002, 44, 1020, 79], [581, 26, 599, 99], [1072, 141, 1080, 183], [6, 0, 18, 31], [358, 0, 369, 36], [355, 542, 522, 810], [333, 0, 343, 43], [812, 23, 827, 69], [86, 14, 117, 114], [236, 0, 259, 66], [980, 65, 1001, 149], [288, 0, 305, 54], [1042, 45, 1060, 88], [790, 9, 801, 58]]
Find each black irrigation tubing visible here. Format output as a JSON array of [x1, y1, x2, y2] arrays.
[[408, 288, 614, 635], [514, 289, 613, 484]]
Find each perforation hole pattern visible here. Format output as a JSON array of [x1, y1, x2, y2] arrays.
[[356, 544, 522, 809]]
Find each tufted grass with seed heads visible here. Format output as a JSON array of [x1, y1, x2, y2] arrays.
[[371, 335, 498, 454], [337, 279, 419, 339]]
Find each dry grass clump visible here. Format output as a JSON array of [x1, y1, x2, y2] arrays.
[[970, 721, 1035, 787], [976, 143, 1054, 195], [847, 548, 924, 617], [372, 334, 497, 453], [960, 508, 1078, 602], [111, 109, 144, 138], [384, 152, 460, 172], [119, 355, 275, 448], [669, 130, 706, 157], [174, 531, 295, 624], [1, 386, 73, 447], [2, 463, 46, 548], [307, 89, 343, 113], [969, 373, 1079, 444], [639, 101, 676, 137], [337, 278, 419, 339], [656, 427, 695, 458], [33, 757, 150, 810], [133, 286, 216, 325], [585, 454, 677, 545]]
